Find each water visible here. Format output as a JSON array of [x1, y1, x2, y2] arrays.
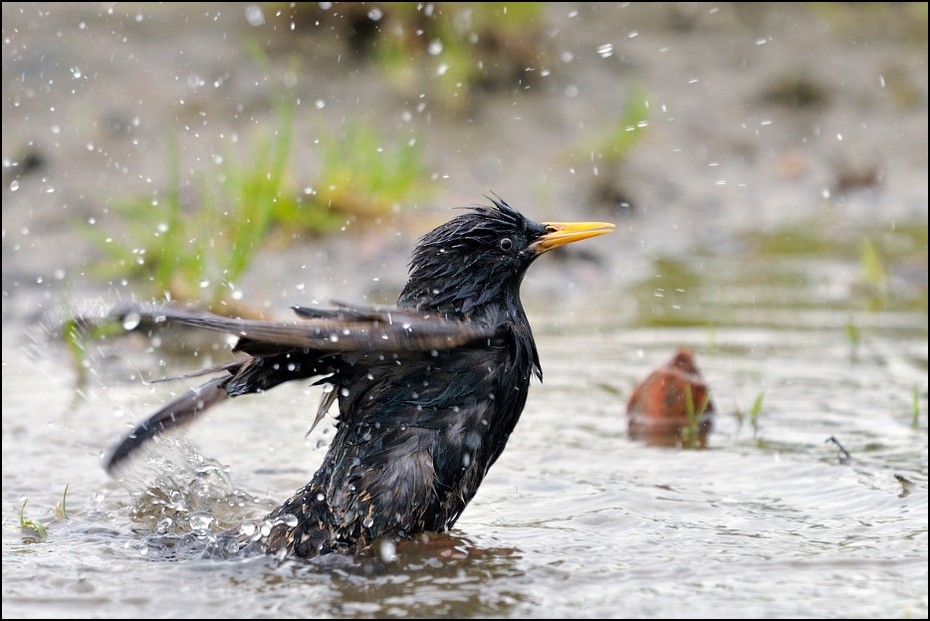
[[2, 236, 927, 618], [2, 3, 927, 617]]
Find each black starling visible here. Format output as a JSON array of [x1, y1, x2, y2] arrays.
[[106, 197, 614, 558]]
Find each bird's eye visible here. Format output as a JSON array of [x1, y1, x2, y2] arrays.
[[499, 238, 513, 251]]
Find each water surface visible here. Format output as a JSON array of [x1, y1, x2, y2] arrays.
[[3, 236, 927, 618]]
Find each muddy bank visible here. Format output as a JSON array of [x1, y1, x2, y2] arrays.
[[2, 3, 927, 318]]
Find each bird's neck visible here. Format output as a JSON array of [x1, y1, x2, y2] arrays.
[[398, 272, 527, 320], [398, 279, 542, 385]]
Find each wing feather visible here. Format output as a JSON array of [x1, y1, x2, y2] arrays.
[[102, 302, 494, 473], [113, 303, 493, 353]]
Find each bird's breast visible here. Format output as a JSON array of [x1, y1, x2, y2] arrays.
[[316, 339, 534, 534]]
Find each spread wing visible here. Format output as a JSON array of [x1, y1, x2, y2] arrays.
[[103, 302, 494, 474], [114, 302, 492, 354]]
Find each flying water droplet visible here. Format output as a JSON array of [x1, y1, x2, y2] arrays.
[[238, 523, 256, 538], [244, 4, 264, 26], [122, 312, 142, 330], [379, 539, 396, 563]]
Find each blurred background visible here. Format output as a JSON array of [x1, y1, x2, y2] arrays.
[[4, 2, 926, 314], [2, 3, 928, 618]]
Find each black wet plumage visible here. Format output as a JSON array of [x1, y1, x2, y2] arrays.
[[105, 198, 613, 558]]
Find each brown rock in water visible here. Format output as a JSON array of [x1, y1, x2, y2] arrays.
[[626, 348, 715, 448]]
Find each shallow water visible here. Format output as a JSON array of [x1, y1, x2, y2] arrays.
[[3, 235, 927, 619], [3, 2, 928, 618]]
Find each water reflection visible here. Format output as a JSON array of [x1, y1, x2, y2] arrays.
[[233, 534, 529, 617]]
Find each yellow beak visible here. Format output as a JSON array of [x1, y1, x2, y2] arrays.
[[531, 221, 615, 254]]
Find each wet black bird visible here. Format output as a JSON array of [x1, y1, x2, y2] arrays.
[[106, 198, 613, 558]]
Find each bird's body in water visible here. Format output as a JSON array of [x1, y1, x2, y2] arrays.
[[106, 198, 613, 558]]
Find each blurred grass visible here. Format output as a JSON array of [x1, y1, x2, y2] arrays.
[[583, 84, 652, 167], [86, 44, 431, 314], [275, 120, 429, 235], [269, 2, 549, 112], [86, 115, 289, 313]]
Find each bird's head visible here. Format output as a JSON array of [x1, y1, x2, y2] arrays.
[[398, 197, 614, 317]]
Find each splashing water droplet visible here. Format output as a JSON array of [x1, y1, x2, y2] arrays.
[[379, 540, 396, 563], [122, 312, 142, 330], [155, 517, 174, 535], [244, 4, 264, 26], [189, 512, 215, 531]]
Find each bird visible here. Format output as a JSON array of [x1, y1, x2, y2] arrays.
[[105, 197, 614, 558], [626, 348, 715, 448]]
